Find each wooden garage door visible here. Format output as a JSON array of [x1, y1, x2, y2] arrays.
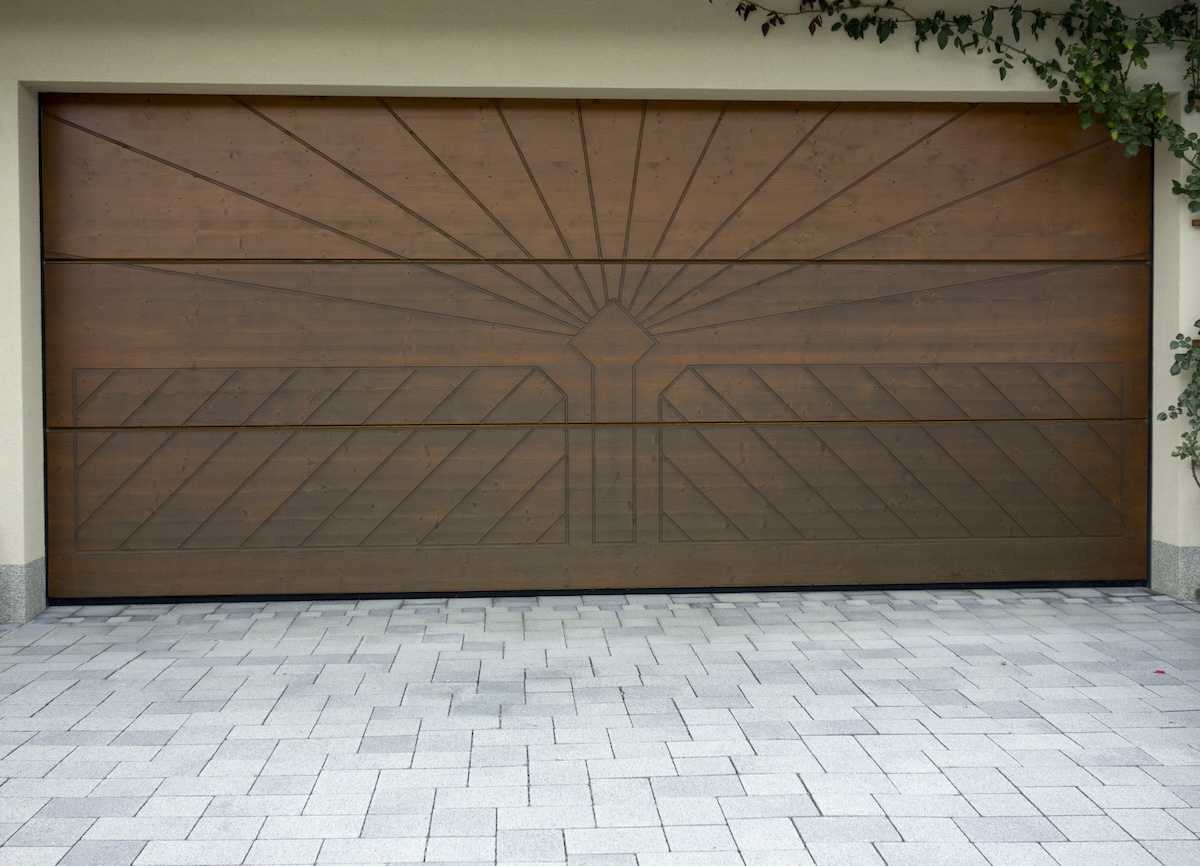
[[42, 96, 1150, 599]]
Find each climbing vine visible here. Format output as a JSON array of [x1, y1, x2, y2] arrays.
[[1159, 325, 1200, 487], [718, 1, 1200, 210]]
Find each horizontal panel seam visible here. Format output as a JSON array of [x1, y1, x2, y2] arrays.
[[42, 258, 1153, 266], [48, 418, 1151, 432]]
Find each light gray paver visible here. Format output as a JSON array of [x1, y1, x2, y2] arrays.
[[242, 838, 322, 865], [496, 828, 566, 861], [806, 841, 888, 865], [1041, 841, 1164, 866], [1143, 840, 1200, 866], [1050, 814, 1135, 841], [975, 843, 1061, 866], [728, 816, 805, 849], [55, 840, 146, 866], [132, 840, 252, 865], [875, 841, 993, 865], [0, 587, 1195, 865], [0, 849, 70, 866], [314, 836, 426, 863], [565, 826, 668, 855]]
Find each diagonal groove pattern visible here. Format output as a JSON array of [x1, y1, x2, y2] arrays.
[[660, 452, 750, 542], [232, 96, 487, 260], [75, 422, 571, 551], [690, 104, 839, 260], [44, 114, 413, 261], [128, 263, 579, 337], [617, 104, 648, 303], [119, 430, 239, 550], [627, 105, 728, 310], [660, 364, 1129, 541], [419, 262, 587, 329], [823, 139, 1113, 260], [739, 106, 977, 260], [43, 96, 1149, 593], [375, 98, 592, 314], [649, 263, 1078, 335], [480, 453, 569, 546]]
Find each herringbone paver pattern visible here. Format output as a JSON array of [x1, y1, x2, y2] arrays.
[[0, 586, 1197, 865]]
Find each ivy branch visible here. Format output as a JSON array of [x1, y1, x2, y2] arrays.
[[1159, 323, 1200, 486], [719, 1, 1200, 211]]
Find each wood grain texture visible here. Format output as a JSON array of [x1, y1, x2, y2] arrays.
[[46, 538, 1147, 599], [42, 96, 1151, 263], [41, 96, 1151, 598]]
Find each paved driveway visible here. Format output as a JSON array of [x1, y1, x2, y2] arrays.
[[0, 586, 1197, 866]]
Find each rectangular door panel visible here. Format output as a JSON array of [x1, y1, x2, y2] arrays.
[[42, 97, 1151, 598]]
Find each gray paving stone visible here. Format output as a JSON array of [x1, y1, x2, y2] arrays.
[[874, 841, 992, 865], [1049, 814, 1134, 841], [663, 822, 738, 851], [304, 791, 371, 815], [724, 815, 801, 849], [56, 840, 146, 866], [563, 855, 637, 866], [806, 842, 888, 865], [890, 816, 968, 842], [436, 784, 527, 809], [430, 805, 496, 836], [974, 842, 1059, 866], [1107, 808, 1197, 840], [424, 834, 494, 861], [84, 815, 196, 841], [810, 792, 887, 816], [1167, 806, 1200, 831], [638, 854, 745, 866], [529, 783, 592, 807], [497, 828, 566, 861], [651, 775, 744, 798], [204, 794, 307, 816], [0, 848, 71, 866], [654, 795, 725, 826], [566, 826, 668, 855], [186, 814, 263, 839], [873, 794, 978, 817], [36, 795, 146, 818], [953, 816, 1066, 842], [4, 816, 94, 846], [719, 794, 819, 819], [793, 816, 901, 843], [133, 839, 251, 865], [1040, 841, 1163, 866], [498, 803, 595, 829], [592, 777, 658, 827], [1143, 840, 1200, 866], [248, 775, 316, 796], [258, 814, 363, 838], [740, 850, 817, 866], [0, 589, 1194, 866]]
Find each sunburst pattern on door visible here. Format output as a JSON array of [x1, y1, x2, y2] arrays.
[[42, 95, 1150, 596]]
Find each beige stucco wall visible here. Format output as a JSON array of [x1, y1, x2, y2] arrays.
[[1, 0, 1196, 618]]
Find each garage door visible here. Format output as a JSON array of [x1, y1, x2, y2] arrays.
[[42, 96, 1150, 599]]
